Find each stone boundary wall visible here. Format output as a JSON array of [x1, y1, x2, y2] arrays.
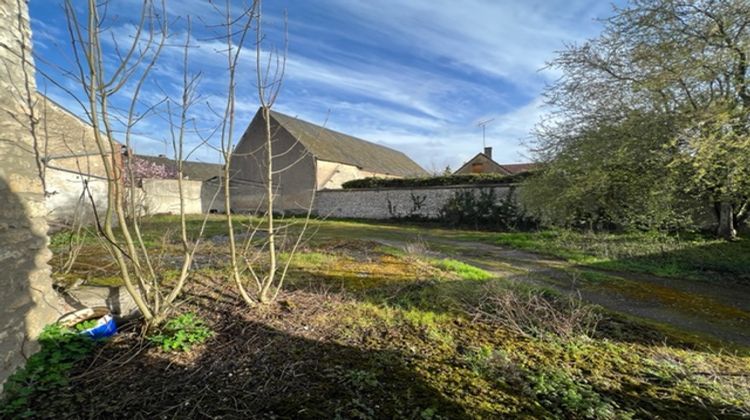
[[315, 184, 514, 219], [134, 178, 267, 216], [1, 0, 64, 389]]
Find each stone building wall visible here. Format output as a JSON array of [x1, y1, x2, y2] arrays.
[[0, 0, 64, 389], [315, 184, 512, 219], [230, 111, 316, 212], [37, 94, 118, 228]]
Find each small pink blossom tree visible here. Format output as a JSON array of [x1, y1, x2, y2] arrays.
[[124, 155, 177, 186]]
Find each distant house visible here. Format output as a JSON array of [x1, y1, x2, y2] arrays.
[[454, 147, 538, 176], [230, 108, 428, 212]]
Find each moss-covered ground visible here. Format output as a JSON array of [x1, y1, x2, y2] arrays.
[[16, 216, 749, 418]]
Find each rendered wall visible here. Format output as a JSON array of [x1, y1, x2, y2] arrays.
[[315, 185, 512, 219], [36, 94, 115, 228], [315, 159, 398, 190], [0, 0, 63, 389], [139, 179, 206, 215]]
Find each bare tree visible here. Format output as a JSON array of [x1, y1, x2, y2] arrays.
[[59, 0, 207, 325], [215, 0, 314, 306]]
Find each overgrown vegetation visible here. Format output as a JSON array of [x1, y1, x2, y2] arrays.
[[526, 0, 750, 240], [342, 172, 528, 189], [17, 216, 749, 418], [0, 324, 97, 417], [439, 187, 538, 230]]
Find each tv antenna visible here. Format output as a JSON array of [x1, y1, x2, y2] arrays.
[[477, 118, 495, 148]]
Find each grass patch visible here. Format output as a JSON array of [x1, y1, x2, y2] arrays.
[[433, 259, 493, 281], [33, 216, 750, 418]]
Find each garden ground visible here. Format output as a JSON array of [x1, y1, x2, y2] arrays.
[[3, 216, 749, 418]]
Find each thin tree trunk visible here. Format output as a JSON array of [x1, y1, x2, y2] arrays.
[[716, 201, 738, 240], [259, 106, 275, 304]]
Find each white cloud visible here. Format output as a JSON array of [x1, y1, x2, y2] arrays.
[[31, 0, 617, 172]]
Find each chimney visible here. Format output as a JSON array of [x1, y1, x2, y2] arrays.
[[484, 147, 492, 159]]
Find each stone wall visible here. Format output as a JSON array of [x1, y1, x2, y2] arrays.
[[315, 184, 513, 219], [0, 0, 64, 389], [131, 178, 268, 216]]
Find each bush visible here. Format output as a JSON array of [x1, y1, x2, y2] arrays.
[[148, 313, 213, 352], [439, 187, 538, 230], [341, 172, 529, 189]]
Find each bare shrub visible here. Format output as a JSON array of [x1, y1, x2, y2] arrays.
[[402, 235, 430, 258], [469, 285, 601, 339]]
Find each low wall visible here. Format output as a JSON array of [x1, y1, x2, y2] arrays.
[[315, 184, 513, 219], [136, 178, 268, 216], [140, 179, 206, 215]]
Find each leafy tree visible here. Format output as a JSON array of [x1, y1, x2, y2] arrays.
[[532, 0, 750, 239], [523, 112, 695, 231]]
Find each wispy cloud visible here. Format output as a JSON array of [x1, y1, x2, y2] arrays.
[[29, 0, 618, 170]]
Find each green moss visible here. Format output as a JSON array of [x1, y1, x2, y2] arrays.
[[433, 259, 493, 281]]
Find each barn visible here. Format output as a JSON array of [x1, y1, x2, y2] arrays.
[[230, 108, 428, 212]]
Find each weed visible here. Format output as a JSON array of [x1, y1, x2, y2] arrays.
[[0, 324, 97, 417], [528, 367, 621, 419], [402, 236, 430, 258], [344, 369, 380, 389], [148, 313, 213, 352], [462, 345, 495, 375]]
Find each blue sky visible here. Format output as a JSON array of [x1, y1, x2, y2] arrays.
[[29, 0, 620, 172]]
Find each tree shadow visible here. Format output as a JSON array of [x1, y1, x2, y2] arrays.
[[587, 235, 750, 286], [37, 310, 475, 418]]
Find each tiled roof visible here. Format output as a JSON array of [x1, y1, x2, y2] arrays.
[[269, 110, 428, 177]]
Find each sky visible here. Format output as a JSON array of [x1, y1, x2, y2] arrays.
[[29, 0, 621, 172]]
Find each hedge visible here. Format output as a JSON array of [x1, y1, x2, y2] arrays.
[[341, 172, 530, 189]]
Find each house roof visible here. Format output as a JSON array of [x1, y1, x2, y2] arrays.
[[499, 163, 539, 174], [269, 110, 428, 177], [454, 152, 510, 175], [134, 154, 225, 181], [454, 152, 539, 176]]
